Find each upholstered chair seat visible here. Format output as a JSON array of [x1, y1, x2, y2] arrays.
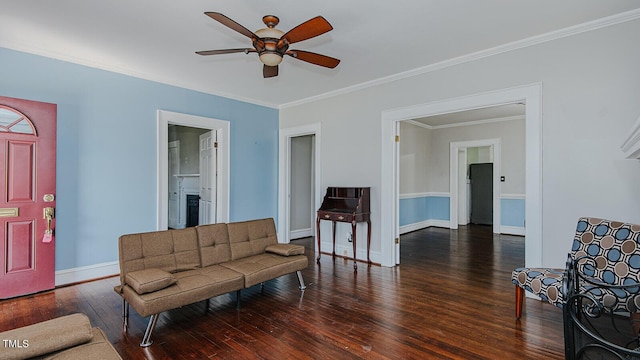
[[512, 217, 640, 318], [512, 267, 565, 308]]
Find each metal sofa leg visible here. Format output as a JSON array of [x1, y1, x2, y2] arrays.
[[122, 299, 129, 332], [140, 314, 159, 347], [296, 271, 306, 291], [236, 290, 242, 310]]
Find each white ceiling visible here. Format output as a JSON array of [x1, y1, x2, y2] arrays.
[[1, 1, 640, 108]]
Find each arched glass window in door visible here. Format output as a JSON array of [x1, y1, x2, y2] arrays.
[[0, 105, 37, 135]]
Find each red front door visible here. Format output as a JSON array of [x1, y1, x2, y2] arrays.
[[0, 96, 56, 299]]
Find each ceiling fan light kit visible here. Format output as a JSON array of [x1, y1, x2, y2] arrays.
[[196, 12, 340, 78]]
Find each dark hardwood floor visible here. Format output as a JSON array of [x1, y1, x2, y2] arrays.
[[0, 225, 564, 359]]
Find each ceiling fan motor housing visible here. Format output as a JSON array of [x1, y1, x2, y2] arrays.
[[254, 23, 286, 66]]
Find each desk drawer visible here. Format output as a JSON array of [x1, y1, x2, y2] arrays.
[[318, 212, 353, 222]]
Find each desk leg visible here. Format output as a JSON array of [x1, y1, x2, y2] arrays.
[[367, 220, 372, 265], [352, 221, 358, 271], [331, 221, 336, 258], [316, 217, 321, 264]]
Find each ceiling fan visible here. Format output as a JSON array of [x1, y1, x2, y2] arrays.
[[196, 12, 340, 78]]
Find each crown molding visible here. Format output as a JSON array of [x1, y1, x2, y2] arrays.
[[280, 8, 640, 109], [406, 114, 524, 130], [2, 7, 639, 110]]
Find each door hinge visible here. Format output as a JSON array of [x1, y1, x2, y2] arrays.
[[395, 135, 400, 142], [395, 237, 399, 244], [214, 142, 218, 148]]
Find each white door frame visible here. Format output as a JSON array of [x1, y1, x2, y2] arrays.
[[450, 139, 501, 233], [381, 83, 542, 269], [457, 148, 469, 225], [157, 110, 230, 230], [278, 123, 322, 244], [168, 140, 180, 229]]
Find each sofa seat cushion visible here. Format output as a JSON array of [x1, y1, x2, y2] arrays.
[[42, 328, 122, 360], [221, 254, 308, 288], [265, 244, 305, 256], [125, 268, 177, 295], [0, 313, 94, 360], [122, 266, 244, 317]]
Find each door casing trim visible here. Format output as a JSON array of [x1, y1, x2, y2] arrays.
[[157, 110, 230, 229]]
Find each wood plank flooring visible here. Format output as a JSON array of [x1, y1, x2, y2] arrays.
[[0, 225, 564, 359]]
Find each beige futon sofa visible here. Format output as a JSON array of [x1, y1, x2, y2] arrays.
[[114, 218, 308, 347], [0, 313, 121, 360]]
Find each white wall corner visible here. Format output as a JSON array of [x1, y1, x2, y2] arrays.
[[621, 114, 640, 159]]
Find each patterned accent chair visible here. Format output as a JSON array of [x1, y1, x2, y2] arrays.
[[511, 217, 640, 318]]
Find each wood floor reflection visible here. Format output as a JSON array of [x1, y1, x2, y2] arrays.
[[0, 225, 564, 359]]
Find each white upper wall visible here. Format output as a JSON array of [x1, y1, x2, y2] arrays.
[[429, 119, 526, 194], [400, 119, 525, 196], [280, 18, 640, 268], [399, 122, 432, 194]]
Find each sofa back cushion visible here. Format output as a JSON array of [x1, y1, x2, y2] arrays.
[[227, 218, 279, 260], [196, 223, 232, 266], [118, 227, 200, 285]]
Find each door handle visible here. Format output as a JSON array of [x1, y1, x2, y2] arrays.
[[43, 207, 55, 243]]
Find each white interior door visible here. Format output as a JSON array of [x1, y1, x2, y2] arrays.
[[199, 131, 216, 225], [168, 140, 179, 228]]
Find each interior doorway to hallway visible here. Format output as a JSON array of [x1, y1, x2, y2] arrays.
[[157, 110, 230, 230], [278, 123, 322, 244], [167, 125, 211, 229], [289, 134, 316, 240], [381, 83, 542, 269]]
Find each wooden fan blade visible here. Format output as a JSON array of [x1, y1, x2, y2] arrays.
[[287, 50, 340, 68], [281, 16, 333, 45], [263, 65, 279, 78], [205, 12, 257, 39], [196, 48, 256, 56]]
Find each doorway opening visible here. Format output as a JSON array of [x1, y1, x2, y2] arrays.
[[289, 134, 316, 240], [278, 123, 322, 244], [157, 110, 230, 230], [450, 138, 502, 234], [381, 83, 542, 268], [167, 125, 211, 229]]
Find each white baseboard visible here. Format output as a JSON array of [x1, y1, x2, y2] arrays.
[[500, 225, 526, 236], [290, 228, 313, 239], [401, 221, 524, 236], [400, 219, 451, 234], [318, 241, 381, 265], [55, 261, 120, 286]]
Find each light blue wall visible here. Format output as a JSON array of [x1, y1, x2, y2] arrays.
[[0, 47, 278, 271], [399, 196, 450, 226], [501, 198, 526, 227], [399, 195, 525, 229]]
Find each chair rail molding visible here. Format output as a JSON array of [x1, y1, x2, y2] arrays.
[[621, 114, 640, 159]]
